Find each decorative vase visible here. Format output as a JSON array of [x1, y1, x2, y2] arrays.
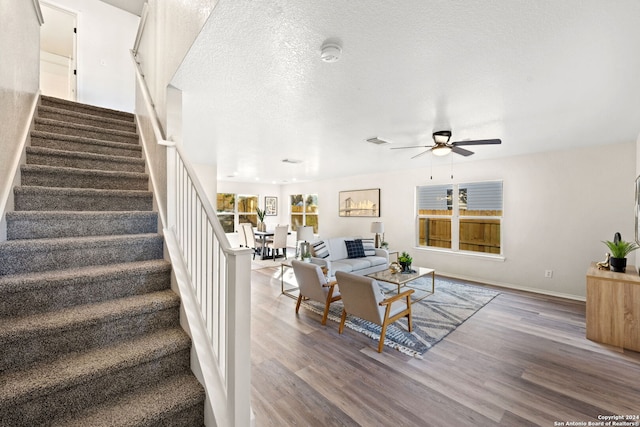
[[399, 262, 411, 273], [257, 222, 266, 232], [609, 257, 627, 272]]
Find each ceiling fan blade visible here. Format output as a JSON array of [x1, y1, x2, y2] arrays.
[[390, 145, 433, 150], [452, 138, 502, 146], [451, 146, 474, 156], [411, 149, 432, 159]]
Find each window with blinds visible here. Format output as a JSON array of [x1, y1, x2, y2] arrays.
[[417, 181, 503, 254], [416, 184, 453, 249]]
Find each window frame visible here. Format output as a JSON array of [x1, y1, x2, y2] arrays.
[[216, 193, 259, 233], [290, 193, 319, 233], [416, 181, 503, 257]]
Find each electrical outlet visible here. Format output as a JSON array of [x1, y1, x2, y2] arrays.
[[544, 270, 553, 278]]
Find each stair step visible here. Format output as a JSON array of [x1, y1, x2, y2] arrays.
[[0, 260, 171, 318], [0, 233, 163, 275], [26, 146, 146, 173], [14, 185, 153, 211], [0, 96, 204, 425], [6, 210, 158, 240], [52, 373, 205, 427], [34, 117, 139, 145], [0, 328, 192, 426], [40, 95, 134, 122], [38, 105, 137, 133], [0, 289, 180, 372], [31, 130, 142, 158], [21, 164, 149, 191]]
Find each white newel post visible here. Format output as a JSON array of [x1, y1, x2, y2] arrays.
[[226, 249, 254, 426]]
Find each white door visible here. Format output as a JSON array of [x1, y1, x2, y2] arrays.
[[40, 2, 77, 101]]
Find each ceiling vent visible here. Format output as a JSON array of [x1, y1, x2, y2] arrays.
[[366, 137, 390, 145], [282, 158, 303, 164]]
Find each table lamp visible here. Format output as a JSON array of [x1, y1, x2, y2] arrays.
[[371, 221, 384, 248], [296, 226, 314, 259]]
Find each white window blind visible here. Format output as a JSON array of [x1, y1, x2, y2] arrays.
[[417, 184, 452, 211], [461, 182, 502, 211]]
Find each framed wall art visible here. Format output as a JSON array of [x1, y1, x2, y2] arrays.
[[265, 196, 277, 216], [338, 188, 380, 217]]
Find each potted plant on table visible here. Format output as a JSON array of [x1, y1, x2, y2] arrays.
[[603, 234, 639, 272], [256, 207, 266, 232], [398, 251, 413, 273]]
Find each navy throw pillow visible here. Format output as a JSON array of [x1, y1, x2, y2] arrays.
[[345, 239, 365, 259]]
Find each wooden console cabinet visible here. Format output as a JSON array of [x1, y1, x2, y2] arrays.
[[586, 262, 640, 351]]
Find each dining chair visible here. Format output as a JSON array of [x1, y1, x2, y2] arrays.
[[267, 224, 288, 261], [292, 260, 341, 325], [240, 223, 264, 260], [335, 271, 414, 353], [237, 225, 248, 248]]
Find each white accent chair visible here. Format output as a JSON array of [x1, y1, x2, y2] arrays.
[[267, 224, 288, 261], [238, 225, 248, 248], [292, 260, 341, 325], [335, 271, 414, 353], [240, 223, 265, 260]]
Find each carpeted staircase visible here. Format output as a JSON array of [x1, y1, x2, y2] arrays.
[[0, 96, 205, 426]]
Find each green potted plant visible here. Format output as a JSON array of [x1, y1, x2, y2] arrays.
[[398, 251, 413, 273], [603, 236, 639, 272], [301, 248, 312, 262], [256, 207, 266, 231]]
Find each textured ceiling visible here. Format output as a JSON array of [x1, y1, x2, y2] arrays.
[[172, 0, 640, 184]]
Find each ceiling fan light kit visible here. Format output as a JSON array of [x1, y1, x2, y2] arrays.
[[432, 145, 452, 156], [391, 129, 502, 158]]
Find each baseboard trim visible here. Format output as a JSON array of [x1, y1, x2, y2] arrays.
[[436, 270, 586, 302]]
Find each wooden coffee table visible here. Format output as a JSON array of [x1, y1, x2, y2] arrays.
[[367, 266, 435, 303]]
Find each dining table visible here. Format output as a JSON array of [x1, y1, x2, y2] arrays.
[[253, 230, 274, 260]]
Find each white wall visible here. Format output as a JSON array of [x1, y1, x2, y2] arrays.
[[135, 0, 218, 130], [0, 1, 42, 239], [44, 0, 139, 112], [280, 142, 636, 300]]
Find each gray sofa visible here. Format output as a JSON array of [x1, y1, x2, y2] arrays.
[[309, 237, 388, 277]]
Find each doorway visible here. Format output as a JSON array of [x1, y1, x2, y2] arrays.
[[40, 2, 77, 101]]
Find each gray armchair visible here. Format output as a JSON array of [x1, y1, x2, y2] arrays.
[[335, 271, 414, 353], [292, 260, 341, 325]]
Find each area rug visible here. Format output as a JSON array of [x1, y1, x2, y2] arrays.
[[301, 276, 500, 358]]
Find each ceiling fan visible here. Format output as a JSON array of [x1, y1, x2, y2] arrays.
[[390, 130, 501, 158]]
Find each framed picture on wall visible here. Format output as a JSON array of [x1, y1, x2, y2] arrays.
[[265, 196, 277, 216], [338, 188, 380, 217]]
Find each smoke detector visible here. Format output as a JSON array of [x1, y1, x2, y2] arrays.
[[320, 42, 342, 63]]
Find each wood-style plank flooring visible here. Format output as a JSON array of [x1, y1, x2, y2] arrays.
[[249, 265, 640, 426]]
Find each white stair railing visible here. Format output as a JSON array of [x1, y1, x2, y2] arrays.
[[131, 51, 253, 427]]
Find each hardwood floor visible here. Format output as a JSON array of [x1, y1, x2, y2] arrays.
[[250, 266, 640, 427]]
